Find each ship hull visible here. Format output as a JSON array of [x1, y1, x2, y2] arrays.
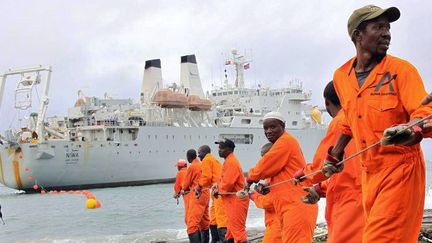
[[0, 126, 325, 191]]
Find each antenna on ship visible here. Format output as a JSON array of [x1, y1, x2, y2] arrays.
[[225, 49, 251, 88]]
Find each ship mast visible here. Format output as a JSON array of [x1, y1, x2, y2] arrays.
[[227, 49, 251, 88]]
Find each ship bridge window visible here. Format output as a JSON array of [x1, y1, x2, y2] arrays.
[[212, 92, 216, 96], [292, 121, 298, 126], [241, 119, 251, 124], [223, 92, 227, 95], [228, 91, 233, 95], [234, 91, 238, 94], [219, 134, 254, 144]]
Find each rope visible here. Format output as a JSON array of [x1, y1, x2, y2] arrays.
[[141, 197, 174, 211], [263, 114, 432, 190]]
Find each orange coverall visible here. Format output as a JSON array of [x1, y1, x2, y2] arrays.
[[248, 131, 318, 243], [305, 111, 364, 242], [333, 55, 432, 242], [174, 167, 190, 226], [182, 159, 210, 235], [198, 153, 227, 228], [250, 193, 282, 243], [219, 153, 249, 243]]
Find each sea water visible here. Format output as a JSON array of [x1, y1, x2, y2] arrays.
[[0, 140, 431, 242]]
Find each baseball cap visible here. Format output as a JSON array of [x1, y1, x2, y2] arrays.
[[175, 159, 187, 168], [215, 138, 236, 150], [348, 5, 400, 37]]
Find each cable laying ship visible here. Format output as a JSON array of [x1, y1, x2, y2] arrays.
[[0, 50, 326, 192]]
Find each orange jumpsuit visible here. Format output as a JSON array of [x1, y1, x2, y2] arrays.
[[305, 111, 364, 243], [182, 159, 210, 235], [174, 167, 190, 226], [250, 193, 282, 243], [248, 131, 318, 243], [198, 153, 227, 228], [219, 153, 249, 243], [333, 55, 432, 242]]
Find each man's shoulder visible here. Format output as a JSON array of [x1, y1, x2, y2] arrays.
[[385, 55, 417, 71], [334, 57, 356, 75]]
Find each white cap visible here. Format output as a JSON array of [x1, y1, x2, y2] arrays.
[[263, 111, 285, 123]]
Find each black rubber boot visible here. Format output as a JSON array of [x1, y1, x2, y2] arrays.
[[188, 231, 202, 243], [217, 227, 228, 242], [226, 239, 234, 243], [201, 229, 210, 243], [210, 225, 220, 243]]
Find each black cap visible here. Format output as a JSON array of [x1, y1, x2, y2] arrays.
[[215, 138, 235, 150]]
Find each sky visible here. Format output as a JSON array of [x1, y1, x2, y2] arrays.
[[0, 0, 431, 130]]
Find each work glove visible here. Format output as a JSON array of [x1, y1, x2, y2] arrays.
[[211, 184, 219, 199], [194, 185, 202, 199], [381, 124, 423, 146], [180, 189, 190, 196], [244, 176, 257, 192], [293, 168, 306, 185], [254, 180, 270, 195], [302, 183, 326, 204], [321, 146, 344, 177], [173, 193, 180, 199]]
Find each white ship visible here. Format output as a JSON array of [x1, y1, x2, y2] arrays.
[[0, 50, 326, 192]]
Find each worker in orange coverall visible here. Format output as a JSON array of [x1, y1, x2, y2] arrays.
[[246, 111, 318, 243], [422, 93, 432, 129], [173, 159, 190, 227], [212, 139, 249, 243], [182, 149, 210, 243], [322, 5, 432, 242], [294, 81, 364, 243], [194, 145, 228, 242], [249, 142, 282, 243]]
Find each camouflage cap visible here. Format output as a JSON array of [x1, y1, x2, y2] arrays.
[[348, 5, 400, 37]]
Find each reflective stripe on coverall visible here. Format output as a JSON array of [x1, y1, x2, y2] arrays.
[[333, 55, 432, 242], [182, 158, 210, 235], [174, 167, 190, 226], [199, 153, 227, 228], [219, 153, 249, 243], [251, 193, 282, 243], [248, 131, 318, 243]]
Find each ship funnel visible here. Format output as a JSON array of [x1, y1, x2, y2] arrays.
[[180, 55, 205, 98], [141, 59, 162, 104]]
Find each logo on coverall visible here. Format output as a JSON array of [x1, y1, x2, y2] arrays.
[[370, 72, 397, 96]]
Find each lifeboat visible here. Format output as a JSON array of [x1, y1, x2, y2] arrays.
[[153, 89, 188, 108], [187, 95, 212, 111]]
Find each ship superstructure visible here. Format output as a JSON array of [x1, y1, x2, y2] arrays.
[[0, 51, 325, 191]]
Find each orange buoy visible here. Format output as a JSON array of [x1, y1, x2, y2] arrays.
[[95, 200, 102, 208]]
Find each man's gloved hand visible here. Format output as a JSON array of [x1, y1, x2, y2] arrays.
[[180, 189, 190, 196], [211, 184, 219, 199], [381, 124, 423, 146], [194, 185, 202, 199], [293, 168, 306, 185], [302, 183, 326, 204], [254, 180, 270, 195], [321, 147, 344, 177], [173, 193, 180, 199], [244, 176, 256, 192]]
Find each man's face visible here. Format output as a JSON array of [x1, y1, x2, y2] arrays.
[[263, 119, 284, 143], [198, 147, 205, 160], [217, 145, 231, 159], [358, 16, 391, 56]]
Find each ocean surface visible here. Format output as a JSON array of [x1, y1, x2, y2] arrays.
[[0, 140, 431, 243]]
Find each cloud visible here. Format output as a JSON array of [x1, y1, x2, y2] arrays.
[[0, 0, 431, 130]]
